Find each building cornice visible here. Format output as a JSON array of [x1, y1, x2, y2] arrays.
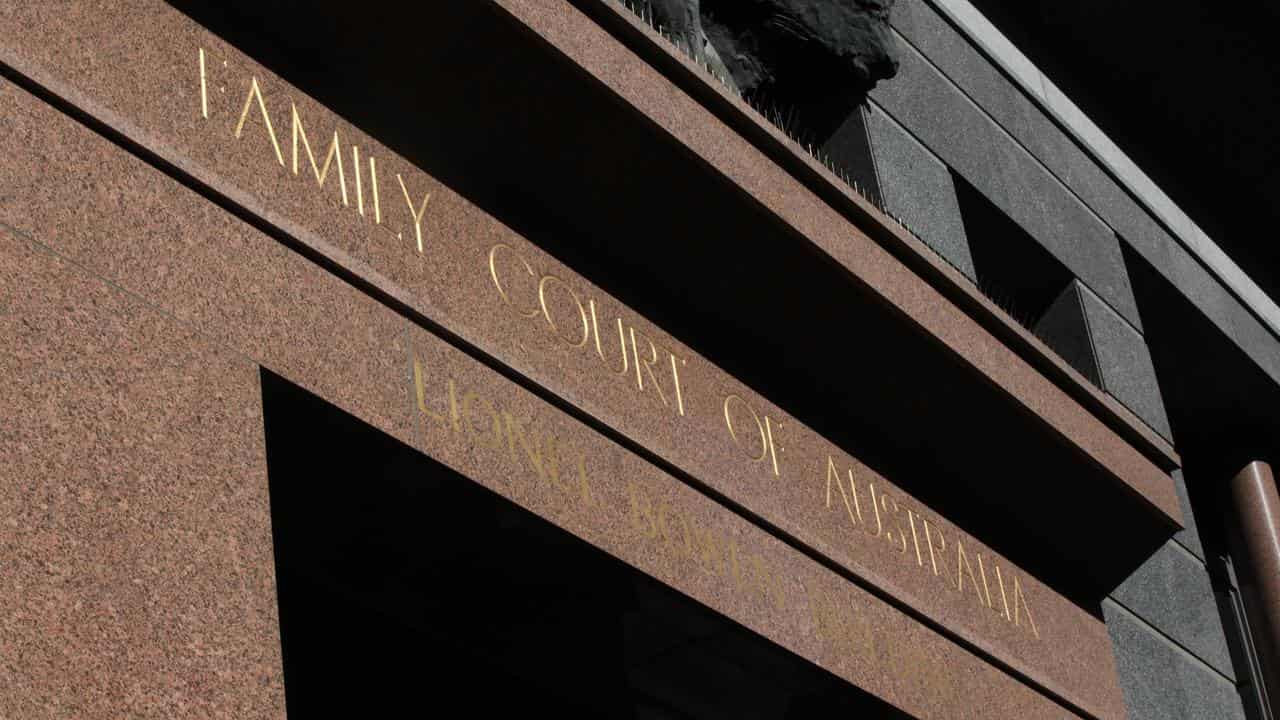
[[926, 0, 1280, 342]]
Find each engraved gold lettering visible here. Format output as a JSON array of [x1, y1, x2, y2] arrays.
[[692, 524, 726, 576], [923, 518, 952, 586], [907, 509, 925, 567], [544, 434, 565, 489], [955, 540, 985, 606], [488, 244, 539, 318], [445, 378, 461, 433], [725, 537, 744, 594], [763, 415, 781, 477], [412, 356, 448, 426], [657, 504, 693, 559], [826, 456, 859, 527], [747, 555, 785, 610], [569, 449, 596, 509], [629, 327, 670, 407], [981, 555, 1012, 622], [291, 103, 348, 206], [847, 469, 866, 524], [460, 391, 502, 450], [352, 145, 364, 216], [627, 481, 658, 539], [588, 299, 629, 375], [867, 482, 885, 538], [723, 394, 767, 462], [198, 48, 209, 119], [397, 173, 431, 253], [538, 275, 590, 348], [369, 155, 382, 224], [669, 350, 688, 417], [502, 411, 545, 480], [1012, 574, 1039, 638], [809, 587, 836, 646], [878, 490, 908, 554], [234, 76, 284, 166], [544, 435, 587, 503]]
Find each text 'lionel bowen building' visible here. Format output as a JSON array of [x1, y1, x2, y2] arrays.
[[3, 1, 1279, 718]]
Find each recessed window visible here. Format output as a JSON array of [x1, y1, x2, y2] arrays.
[[260, 370, 910, 718]]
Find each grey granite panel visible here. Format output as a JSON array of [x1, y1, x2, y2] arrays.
[[862, 103, 975, 279], [1104, 600, 1245, 720], [870, 42, 1143, 330], [1077, 283, 1173, 441], [1115, 194, 1280, 390], [822, 105, 885, 209], [886, 0, 1280, 395], [1032, 281, 1102, 387], [889, 0, 1102, 237], [1111, 542, 1235, 679], [1170, 469, 1205, 561], [890, 0, 1045, 166], [1040, 78, 1200, 247], [1162, 235, 1280, 387]]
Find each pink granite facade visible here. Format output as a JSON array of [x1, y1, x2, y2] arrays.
[[0, 2, 1205, 718]]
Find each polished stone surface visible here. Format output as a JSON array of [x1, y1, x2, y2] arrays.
[[0, 64, 1123, 717], [401, 321, 1087, 720], [0, 0, 1182, 541], [1111, 542, 1235, 679], [1104, 600, 1247, 720], [0, 228, 286, 719], [1033, 281, 1102, 387], [1076, 283, 1172, 441], [0, 77, 1092, 720], [869, 39, 1142, 332], [863, 102, 976, 279], [1229, 461, 1280, 702], [888, 0, 1280, 397], [1170, 469, 1204, 561], [890, 0, 1046, 167]]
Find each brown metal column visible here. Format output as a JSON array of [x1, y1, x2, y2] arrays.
[[1230, 461, 1280, 704]]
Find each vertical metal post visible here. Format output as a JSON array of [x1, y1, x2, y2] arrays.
[[1230, 461, 1280, 710]]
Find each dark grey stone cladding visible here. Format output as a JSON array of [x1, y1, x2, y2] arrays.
[[1111, 542, 1235, 679], [1031, 280, 1171, 440], [1104, 601, 1247, 720], [884, 0, 1280, 394], [861, 104, 975, 279], [1170, 469, 1204, 561], [1074, 283, 1172, 441], [863, 34, 1174, 439], [862, 1, 1259, 715], [867, 40, 1141, 333], [1033, 281, 1103, 387]]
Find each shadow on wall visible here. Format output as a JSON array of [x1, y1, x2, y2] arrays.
[[642, 0, 900, 145], [260, 369, 912, 718], [172, 0, 1171, 612]]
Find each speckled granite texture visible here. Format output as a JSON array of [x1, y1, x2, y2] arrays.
[[0, 54, 1126, 717], [399, 323, 1090, 720], [0, 0, 1180, 528], [0, 74, 1095, 718], [0, 229, 286, 719]]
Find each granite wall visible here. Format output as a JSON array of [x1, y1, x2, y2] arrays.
[[851, 0, 1257, 716]]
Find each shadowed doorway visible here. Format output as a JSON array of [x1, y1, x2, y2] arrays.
[[260, 369, 910, 718]]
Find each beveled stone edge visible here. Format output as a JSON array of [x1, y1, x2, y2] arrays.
[[486, 0, 1181, 536], [0, 7, 1175, 686], [927, 0, 1280, 345], [0, 57, 1118, 719], [0, 75, 1098, 719], [0, 0, 1181, 528], [557, 0, 1181, 474]]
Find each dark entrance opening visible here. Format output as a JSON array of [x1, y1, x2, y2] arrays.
[[260, 369, 908, 718]]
